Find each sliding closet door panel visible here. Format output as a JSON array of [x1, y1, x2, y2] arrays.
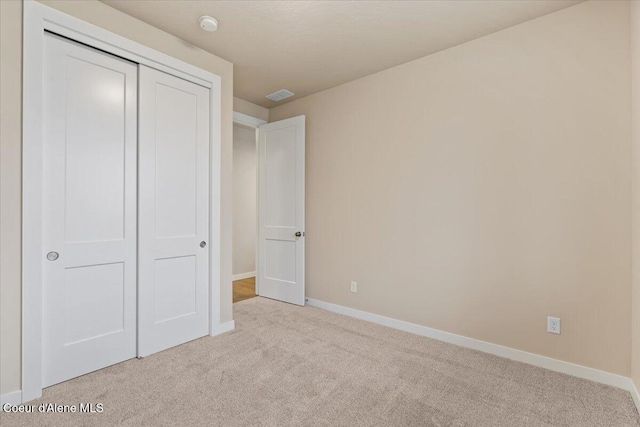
[[42, 33, 137, 387], [139, 65, 210, 357]]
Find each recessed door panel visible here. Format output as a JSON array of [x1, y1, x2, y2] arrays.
[[265, 240, 297, 283], [42, 33, 137, 388], [64, 263, 125, 345], [265, 127, 297, 227], [64, 57, 127, 243], [138, 65, 210, 357], [154, 256, 197, 323], [154, 84, 198, 238]]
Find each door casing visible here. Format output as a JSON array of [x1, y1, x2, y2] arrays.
[[232, 112, 267, 295], [22, 0, 224, 402]]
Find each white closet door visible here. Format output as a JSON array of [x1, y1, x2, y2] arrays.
[[138, 65, 210, 357], [42, 33, 138, 387]]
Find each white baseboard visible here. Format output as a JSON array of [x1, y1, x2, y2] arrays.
[[306, 298, 634, 392], [232, 272, 256, 281], [211, 320, 235, 336], [1, 390, 23, 405]]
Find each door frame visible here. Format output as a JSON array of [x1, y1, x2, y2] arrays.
[[22, 0, 223, 402], [232, 112, 267, 295]]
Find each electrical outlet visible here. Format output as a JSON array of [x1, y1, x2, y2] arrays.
[[547, 317, 561, 335], [350, 281, 358, 293]]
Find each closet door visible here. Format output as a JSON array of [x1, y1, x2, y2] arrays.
[[138, 65, 210, 357], [42, 33, 138, 387]]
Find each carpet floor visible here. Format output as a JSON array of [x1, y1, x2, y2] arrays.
[[2, 297, 639, 426]]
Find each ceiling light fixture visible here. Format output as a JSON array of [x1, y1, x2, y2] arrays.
[[199, 15, 218, 32]]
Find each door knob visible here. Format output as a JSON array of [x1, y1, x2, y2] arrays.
[[200, 241, 207, 248], [295, 232, 302, 237], [46, 251, 59, 261]]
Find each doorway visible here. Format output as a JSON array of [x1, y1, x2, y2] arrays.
[[232, 119, 261, 303], [232, 112, 306, 306]]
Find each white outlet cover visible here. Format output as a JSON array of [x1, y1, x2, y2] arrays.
[[350, 281, 357, 293], [547, 317, 561, 335]]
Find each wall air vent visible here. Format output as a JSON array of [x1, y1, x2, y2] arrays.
[[266, 89, 294, 102]]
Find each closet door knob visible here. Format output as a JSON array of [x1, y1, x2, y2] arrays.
[[47, 251, 59, 261], [200, 241, 207, 248], [295, 232, 302, 237]]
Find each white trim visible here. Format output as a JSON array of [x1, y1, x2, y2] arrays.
[[306, 298, 635, 392], [233, 271, 256, 281], [22, 0, 222, 402], [39, 11, 215, 87], [210, 320, 236, 336], [22, 0, 44, 404], [631, 380, 640, 415], [0, 391, 23, 406], [232, 111, 263, 294], [233, 111, 267, 128], [208, 53, 223, 344]]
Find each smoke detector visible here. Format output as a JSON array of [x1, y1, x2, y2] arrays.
[[266, 89, 295, 102], [199, 16, 218, 32]]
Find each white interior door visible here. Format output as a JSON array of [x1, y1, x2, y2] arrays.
[[42, 33, 138, 387], [138, 65, 210, 357], [257, 116, 306, 305]]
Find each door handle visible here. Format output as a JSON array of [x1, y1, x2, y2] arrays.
[[295, 232, 302, 237], [200, 241, 207, 248], [46, 251, 59, 261]]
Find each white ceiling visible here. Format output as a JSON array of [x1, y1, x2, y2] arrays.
[[101, 0, 582, 108]]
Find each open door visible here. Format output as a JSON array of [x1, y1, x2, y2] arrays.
[[257, 116, 305, 305]]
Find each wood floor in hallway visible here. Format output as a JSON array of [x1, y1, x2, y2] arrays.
[[233, 277, 256, 303]]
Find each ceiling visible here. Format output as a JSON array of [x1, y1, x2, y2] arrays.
[[101, 0, 582, 108]]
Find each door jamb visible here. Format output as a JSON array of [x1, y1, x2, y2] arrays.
[[22, 0, 223, 402], [232, 112, 267, 295]]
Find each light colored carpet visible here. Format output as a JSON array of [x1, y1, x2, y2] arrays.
[[2, 297, 639, 426]]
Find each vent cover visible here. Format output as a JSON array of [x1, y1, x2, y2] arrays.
[[266, 89, 294, 102]]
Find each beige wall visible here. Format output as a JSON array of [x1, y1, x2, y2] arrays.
[[0, 0, 234, 395], [0, 0, 24, 397], [234, 97, 269, 122], [233, 124, 257, 277], [270, 0, 632, 376], [632, 0, 640, 389]]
